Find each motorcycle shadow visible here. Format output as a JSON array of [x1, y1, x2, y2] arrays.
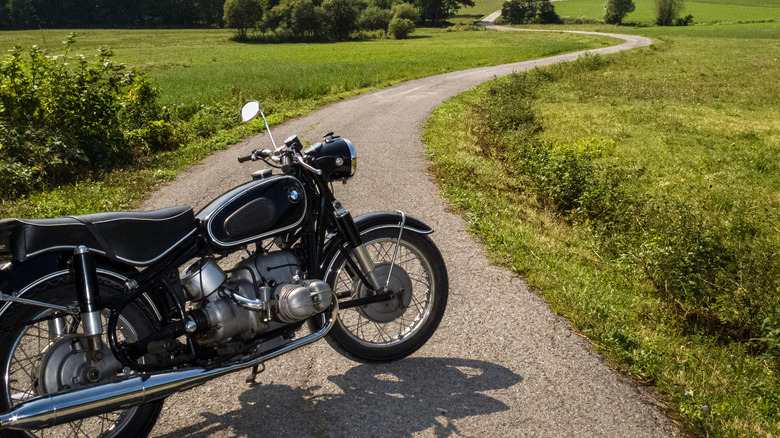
[[153, 357, 523, 438]]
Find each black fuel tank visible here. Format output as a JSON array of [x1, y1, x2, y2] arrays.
[[196, 175, 306, 249]]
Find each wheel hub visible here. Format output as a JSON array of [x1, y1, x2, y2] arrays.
[[37, 334, 122, 395], [355, 263, 414, 323]]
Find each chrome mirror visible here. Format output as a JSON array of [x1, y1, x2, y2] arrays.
[[241, 100, 261, 122]]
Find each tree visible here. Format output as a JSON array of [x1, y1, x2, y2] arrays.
[[537, 0, 560, 24], [358, 6, 393, 32], [501, 0, 535, 24], [318, 0, 364, 40], [655, 0, 683, 26], [224, 0, 264, 39], [604, 0, 634, 24], [414, 0, 474, 26]]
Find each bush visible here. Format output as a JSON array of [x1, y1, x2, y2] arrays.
[[388, 16, 415, 39], [318, 0, 365, 40], [501, 0, 559, 24], [537, 0, 561, 24], [604, 0, 635, 25], [358, 5, 393, 32], [655, 0, 684, 26], [391, 2, 420, 24], [501, 0, 536, 24], [674, 13, 693, 26], [0, 35, 177, 200]]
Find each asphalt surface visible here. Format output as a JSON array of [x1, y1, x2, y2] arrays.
[[143, 17, 675, 438]]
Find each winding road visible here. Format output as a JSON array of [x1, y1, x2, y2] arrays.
[[144, 15, 674, 438]]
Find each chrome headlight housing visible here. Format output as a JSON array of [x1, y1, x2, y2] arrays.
[[311, 136, 356, 181]]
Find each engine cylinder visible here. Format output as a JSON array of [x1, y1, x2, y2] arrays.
[[276, 280, 332, 323]]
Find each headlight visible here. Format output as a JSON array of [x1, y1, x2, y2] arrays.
[[312, 136, 356, 181]]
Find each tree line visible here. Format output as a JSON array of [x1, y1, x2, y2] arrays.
[[0, 0, 224, 29], [0, 0, 471, 30]]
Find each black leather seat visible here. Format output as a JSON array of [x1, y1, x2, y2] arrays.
[[0, 206, 197, 266]]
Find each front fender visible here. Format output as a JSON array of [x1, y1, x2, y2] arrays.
[[318, 211, 433, 278]]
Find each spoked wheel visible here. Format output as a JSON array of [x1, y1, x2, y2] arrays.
[[0, 275, 163, 438], [326, 228, 448, 362]]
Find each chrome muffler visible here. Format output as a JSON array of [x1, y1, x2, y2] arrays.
[[0, 304, 337, 431]]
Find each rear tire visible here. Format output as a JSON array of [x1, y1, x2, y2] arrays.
[[325, 229, 448, 362], [0, 275, 163, 438]]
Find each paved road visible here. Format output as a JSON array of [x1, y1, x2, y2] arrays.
[[144, 17, 674, 438]]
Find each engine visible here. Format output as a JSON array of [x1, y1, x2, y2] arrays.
[[179, 251, 332, 347]]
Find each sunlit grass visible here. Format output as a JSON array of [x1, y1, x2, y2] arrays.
[[424, 20, 780, 438], [0, 27, 614, 216], [554, 0, 780, 24]]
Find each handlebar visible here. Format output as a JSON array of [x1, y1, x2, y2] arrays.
[[237, 144, 322, 176], [237, 153, 254, 163]]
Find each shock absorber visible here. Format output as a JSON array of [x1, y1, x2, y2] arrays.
[[72, 246, 104, 361]]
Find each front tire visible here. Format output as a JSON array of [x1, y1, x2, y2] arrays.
[[0, 275, 163, 438], [325, 228, 448, 362]]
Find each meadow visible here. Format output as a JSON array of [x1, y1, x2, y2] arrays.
[[424, 15, 780, 438], [554, 0, 780, 24], [0, 28, 615, 217]]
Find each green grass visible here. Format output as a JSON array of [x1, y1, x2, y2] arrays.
[[424, 20, 780, 438], [554, 0, 780, 24], [0, 28, 616, 217], [0, 28, 615, 108]]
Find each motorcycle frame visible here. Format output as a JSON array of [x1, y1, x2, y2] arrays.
[[0, 152, 430, 372]]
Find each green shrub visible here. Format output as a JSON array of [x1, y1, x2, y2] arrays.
[[0, 35, 177, 200], [388, 17, 415, 39], [319, 0, 365, 41], [501, 0, 560, 24], [358, 5, 393, 32], [604, 0, 635, 25], [501, 0, 536, 24], [391, 2, 420, 24], [655, 0, 684, 26]]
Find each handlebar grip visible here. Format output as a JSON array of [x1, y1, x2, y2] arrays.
[[281, 154, 292, 174], [237, 154, 253, 163]]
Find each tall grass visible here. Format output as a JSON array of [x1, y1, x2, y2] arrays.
[[424, 22, 780, 437]]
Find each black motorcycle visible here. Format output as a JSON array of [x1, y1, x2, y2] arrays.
[[0, 101, 448, 437]]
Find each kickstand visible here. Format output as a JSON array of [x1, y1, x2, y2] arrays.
[[246, 363, 265, 386]]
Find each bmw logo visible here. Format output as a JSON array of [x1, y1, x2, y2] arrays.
[[288, 189, 300, 203]]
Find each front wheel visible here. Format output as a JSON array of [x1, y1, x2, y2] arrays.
[[325, 228, 448, 362]]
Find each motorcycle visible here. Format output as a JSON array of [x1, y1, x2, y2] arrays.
[[0, 101, 448, 437]]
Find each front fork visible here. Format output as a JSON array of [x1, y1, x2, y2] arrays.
[[332, 200, 382, 291], [331, 200, 406, 296]]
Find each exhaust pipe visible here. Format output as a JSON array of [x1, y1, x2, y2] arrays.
[[0, 304, 337, 431]]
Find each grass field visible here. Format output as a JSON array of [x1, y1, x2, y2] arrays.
[[0, 28, 616, 217], [424, 19, 780, 438], [554, 0, 780, 24], [0, 28, 615, 109]]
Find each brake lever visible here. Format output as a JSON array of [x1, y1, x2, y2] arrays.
[[295, 155, 323, 175]]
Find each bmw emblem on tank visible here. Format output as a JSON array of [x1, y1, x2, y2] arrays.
[[288, 188, 301, 203]]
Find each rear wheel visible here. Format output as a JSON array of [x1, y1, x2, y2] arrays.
[[326, 228, 448, 362], [0, 275, 163, 438]]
